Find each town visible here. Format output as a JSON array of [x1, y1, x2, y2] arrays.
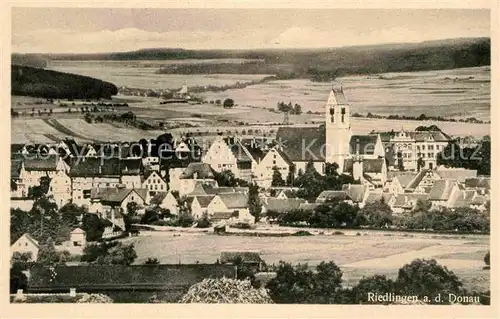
[[10, 86, 491, 303]]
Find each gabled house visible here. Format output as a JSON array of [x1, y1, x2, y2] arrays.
[[405, 169, 441, 194], [142, 171, 168, 196], [341, 184, 369, 204], [20, 155, 70, 190], [171, 163, 216, 196], [384, 172, 417, 194], [150, 191, 179, 215], [363, 190, 396, 207], [47, 170, 72, 208], [464, 177, 491, 196], [207, 193, 254, 224], [69, 158, 142, 206], [253, 147, 294, 189], [315, 190, 353, 204], [261, 198, 306, 220], [428, 179, 460, 209], [11, 233, 40, 261], [343, 157, 387, 187], [89, 186, 150, 217], [391, 193, 429, 214], [188, 195, 216, 220], [435, 166, 477, 183]]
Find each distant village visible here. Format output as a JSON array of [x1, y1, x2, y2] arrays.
[[11, 87, 490, 262]]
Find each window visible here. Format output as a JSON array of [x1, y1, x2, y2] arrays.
[[160, 185, 164, 190], [218, 164, 221, 168], [428, 153, 432, 158], [429, 145, 434, 150], [273, 160, 276, 165], [421, 145, 426, 150], [155, 185, 158, 190], [341, 108, 346, 123], [436, 145, 440, 150]]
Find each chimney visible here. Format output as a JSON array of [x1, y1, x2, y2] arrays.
[[353, 156, 363, 182], [98, 165, 102, 174]]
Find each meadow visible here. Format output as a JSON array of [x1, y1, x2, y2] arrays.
[[124, 230, 490, 291], [47, 60, 270, 90]]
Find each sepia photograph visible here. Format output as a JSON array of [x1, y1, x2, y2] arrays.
[[4, 2, 495, 312]]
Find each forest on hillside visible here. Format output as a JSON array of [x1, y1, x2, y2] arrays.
[[11, 65, 118, 99]]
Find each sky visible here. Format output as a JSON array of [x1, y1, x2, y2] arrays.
[[11, 8, 490, 53]]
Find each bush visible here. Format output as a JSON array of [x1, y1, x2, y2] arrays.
[[144, 257, 160, 265], [196, 214, 211, 228], [293, 231, 313, 236], [395, 259, 464, 304]]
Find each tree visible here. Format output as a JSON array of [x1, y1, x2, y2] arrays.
[[223, 98, 234, 108], [37, 237, 59, 266], [145, 257, 160, 265], [359, 198, 393, 228], [484, 251, 490, 267], [248, 183, 262, 222], [81, 213, 106, 241], [196, 213, 211, 228], [101, 243, 138, 265], [271, 166, 286, 187], [266, 261, 344, 304], [352, 275, 396, 304], [395, 259, 464, 304]]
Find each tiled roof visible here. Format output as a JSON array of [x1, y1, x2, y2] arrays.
[[343, 158, 385, 173], [364, 191, 383, 204], [448, 189, 478, 208], [465, 177, 491, 189], [393, 193, 429, 208], [405, 169, 429, 190], [436, 167, 477, 182], [276, 126, 325, 162], [91, 188, 148, 205], [194, 195, 216, 208], [395, 174, 417, 188], [428, 179, 457, 201], [29, 264, 236, 290], [341, 184, 368, 202], [219, 251, 262, 264], [316, 190, 351, 203], [13, 233, 40, 249], [218, 193, 248, 209], [24, 155, 59, 171], [180, 163, 214, 179], [329, 86, 349, 105], [246, 146, 267, 163], [349, 135, 378, 155], [264, 198, 306, 213], [69, 158, 141, 177]]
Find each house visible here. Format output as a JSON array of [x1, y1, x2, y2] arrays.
[[47, 170, 72, 208], [188, 195, 216, 220], [206, 193, 254, 224], [69, 158, 142, 206], [374, 129, 451, 171], [435, 166, 478, 183], [275, 86, 390, 178], [405, 169, 441, 194], [90, 186, 150, 217], [188, 183, 248, 197], [391, 193, 429, 214], [202, 136, 256, 182], [464, 177, 491, 196], [142, 171, 168, 196], [315, 190, 353, 204], [343, 157, 388, 187], [253, 147, 294, 189], [219, 251, 263, 271], [384, 172, 417, 194], [151, 191, 179, 215], [261, 198, 306, 219], [20, 155, 70, 190], [11, 159, 27, 198], [11, 233, 40, 261], [363, 190, 396, 207], [270, 187, 300, 199], [341, 184, 370, 204], [428, 179, 460, 209], [56, 228, 87, 255], [172, 163, 216, 196]]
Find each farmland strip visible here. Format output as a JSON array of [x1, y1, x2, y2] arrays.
[[43, 119, 103, 143]]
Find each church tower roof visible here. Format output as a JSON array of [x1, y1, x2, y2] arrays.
[[327, 84, 349, 106]]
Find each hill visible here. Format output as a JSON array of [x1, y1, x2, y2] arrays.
[[11, 65, 118, 99]]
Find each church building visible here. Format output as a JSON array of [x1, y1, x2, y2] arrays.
[[276, 85, 387, 187]]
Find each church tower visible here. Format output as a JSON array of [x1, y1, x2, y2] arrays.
[[325, 84, 352, 173]]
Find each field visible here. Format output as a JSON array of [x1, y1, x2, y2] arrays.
[[198, 66, 490, 121], [124, 230, 490, 291], [47, 60, 270, 90]]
